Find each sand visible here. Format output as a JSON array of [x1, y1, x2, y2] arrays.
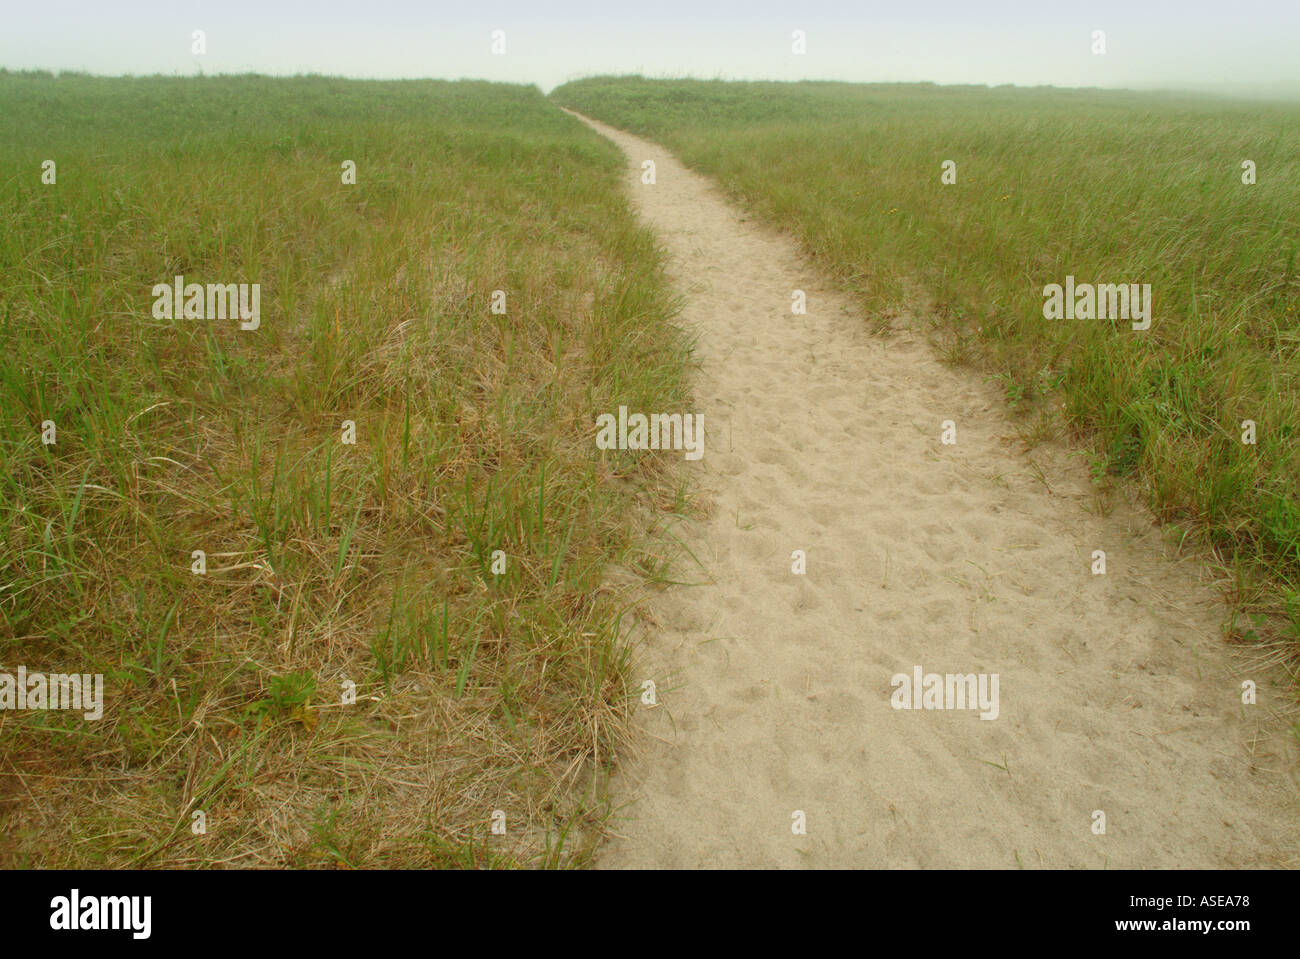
[[567, 110, 1299, 869]]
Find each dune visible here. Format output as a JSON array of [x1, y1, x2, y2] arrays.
[[566, 109, 1299, 869]]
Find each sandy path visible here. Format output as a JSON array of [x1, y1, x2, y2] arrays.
[[569, 111, 1299, 869]]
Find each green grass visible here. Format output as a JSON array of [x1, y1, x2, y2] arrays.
[[0, 71, 693, 867], [553, 76, 1300, 676]]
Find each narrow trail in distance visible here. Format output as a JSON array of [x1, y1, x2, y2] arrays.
[[568, 110, 1298, 869]]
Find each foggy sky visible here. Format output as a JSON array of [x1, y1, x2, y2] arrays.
[[4, 0, 1298, 97]]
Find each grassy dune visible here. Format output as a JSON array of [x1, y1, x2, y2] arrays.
[[0, 72, 692, 867], [553, 77, 1300, 672]]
